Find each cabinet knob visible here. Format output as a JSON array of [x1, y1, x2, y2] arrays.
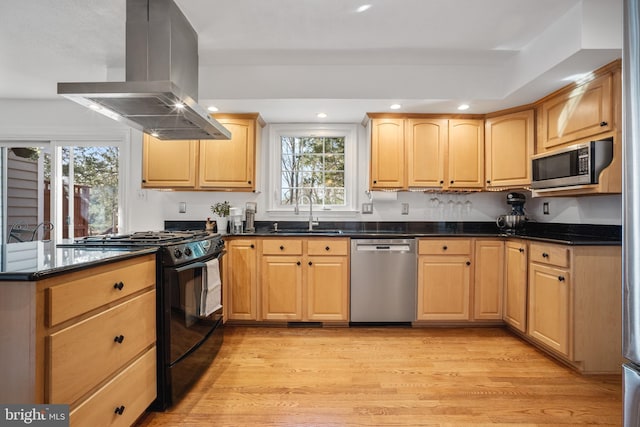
[[142, 179, 146, 183], [519, 248, 525, 253], [439, 180, 444, 184], [296, 261, 301, 266], [542, 252, 549, 258], [442, 245, 448, 251], [248, 180, 252, 184], [558, 276, 566, 282], [600, 121, 608, 127], [113, 281, 124, 290], [325, 246, 330, 251], [373, 180, 377, 184], [250, 244, 255, 249], [450, 180, 454, 184], [114, 406, 125, 415], [466, 261, 471, 266], [114, 335, 125, 344], [308, 261, 313, 266], [280, 245, 285, 250], [486, 180, 491, 184]]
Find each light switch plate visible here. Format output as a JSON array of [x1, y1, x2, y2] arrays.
[[543, 202, 549, 215], [179, 202, 187, 213], [401, 203, 409, 215], [362, 203, 373, 214]]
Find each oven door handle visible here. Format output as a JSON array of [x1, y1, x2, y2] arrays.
[[173, 250, 226, 273]]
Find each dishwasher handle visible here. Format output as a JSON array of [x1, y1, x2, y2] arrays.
[[356, 244, 412, 252]]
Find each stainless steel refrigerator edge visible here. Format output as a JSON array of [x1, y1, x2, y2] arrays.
[[624, 0, 640, 425]]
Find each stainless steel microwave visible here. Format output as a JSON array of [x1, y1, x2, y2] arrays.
[[530, 138, 614, 189]]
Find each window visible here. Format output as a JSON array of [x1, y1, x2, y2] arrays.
[[269, 124, 357, 213]]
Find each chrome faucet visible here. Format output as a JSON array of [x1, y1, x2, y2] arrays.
[[296, 193, 319, 231]]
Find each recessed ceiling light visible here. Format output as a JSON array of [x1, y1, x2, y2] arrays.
[[356, 4, 371, 12], [317, 112, 327, 118], [390, 104, 402, 110], [457, 104, 470, 111], [150, 131, 159, 138], [207, 106, 219, 112], [174, 102, 185, 109]]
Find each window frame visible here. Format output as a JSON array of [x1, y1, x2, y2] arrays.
[[267, 123, 358, 214]]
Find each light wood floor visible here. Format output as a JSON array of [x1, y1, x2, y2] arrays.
[[136, 326, 622, 426]]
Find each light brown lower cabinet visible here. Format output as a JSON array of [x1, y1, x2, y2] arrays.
[[0, 254, 157, 426], [526, 242, 621, 373], [503, 239, 528, 332], [224, 239, 258, 321], [473, 239, 504, 320]]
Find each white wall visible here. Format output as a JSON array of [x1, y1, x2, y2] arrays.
[[0, 100, 623, 231]]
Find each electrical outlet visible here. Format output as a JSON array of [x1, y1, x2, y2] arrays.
[[179, 202, 187, 213], [362, 203, 373, 214], [401, 203, 409, 215], [543, 202, 549, 215]]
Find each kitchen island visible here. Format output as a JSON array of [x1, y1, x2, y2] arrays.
[[0, 240, 158, 426]]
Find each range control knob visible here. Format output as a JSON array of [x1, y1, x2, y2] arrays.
[[174, 248, 182, 259], [184, 247, 192, 256]]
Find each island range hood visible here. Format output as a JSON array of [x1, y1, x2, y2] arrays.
[[57, 0, 230, 140]]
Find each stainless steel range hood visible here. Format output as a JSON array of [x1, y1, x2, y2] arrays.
[[57, 0, 230, 140]]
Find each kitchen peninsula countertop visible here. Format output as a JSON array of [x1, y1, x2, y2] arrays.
[[166, 221, 622, 246], [0, 240, 157, 281]]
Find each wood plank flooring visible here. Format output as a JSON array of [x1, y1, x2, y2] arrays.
[[135, 326, 622, 426]]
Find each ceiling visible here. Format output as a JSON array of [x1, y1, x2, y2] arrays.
[[0, 0, 622, 123]]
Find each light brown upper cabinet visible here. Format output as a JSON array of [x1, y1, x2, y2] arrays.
[[370, 118, 406, 189], [484, 110, 534, 189], [142, 136, 198, 188], [369, 116, 483, 191], [141, 113, 264, 191], [407, 118, 447, 188], [536, 63, 620, 152], [447, 119, 485, 189]]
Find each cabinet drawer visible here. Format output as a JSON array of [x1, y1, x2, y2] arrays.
[[70, 347, 156, 427], [262, 239, 303, 255], [419, 239, 471, 255], [47, 255, 156, 327], [48, 290, 156, 405], [307, 239, 349, 256], [529, 243, 570, 268]]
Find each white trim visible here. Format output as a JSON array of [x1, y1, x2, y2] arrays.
[[267, 123, 358, 214]]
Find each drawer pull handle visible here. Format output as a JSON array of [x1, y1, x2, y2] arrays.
[[325, 246, 330, 251], [114, 335, 125, 344], [113, 281, 124, 290], [466, 261, 471, 266], [542, 252, 549, 258], [600, 121, 608, 127], [558, 276, 565, 282], [114, 406, 125, 415], [308, 261, 313, 266], [519, 248, 525, 253], [442, 246, 448, 251], [296, 261, 301, 266], [280, 245, 285, 250]]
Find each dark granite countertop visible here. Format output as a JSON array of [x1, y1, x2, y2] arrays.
[[0, 240, 158, 281], [166, 220, 622, 246]]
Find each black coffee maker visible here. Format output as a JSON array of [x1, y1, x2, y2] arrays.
[[496, 192, 527, 232]]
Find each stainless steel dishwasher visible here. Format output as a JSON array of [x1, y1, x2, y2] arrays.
[[350, 238, 416, 323]]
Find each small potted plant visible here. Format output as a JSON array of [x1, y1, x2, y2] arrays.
[[210, 201, 231, 234]]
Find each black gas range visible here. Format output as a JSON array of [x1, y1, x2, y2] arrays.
[[70, 230, 226, 410]]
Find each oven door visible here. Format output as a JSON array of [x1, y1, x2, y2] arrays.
[[165, 252, 224, 366]]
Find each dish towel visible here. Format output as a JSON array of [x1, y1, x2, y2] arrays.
[[200, 258, 222, 317]]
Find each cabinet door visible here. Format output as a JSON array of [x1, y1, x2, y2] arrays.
[[447, 119, 484, 188], [225, 239, 258, 321], [503, 241, 528, 332], [407, 118, 447, 188], [261, 256, 303, 320], [485, 110, 534, 189], [528, 263, 571, 356], [141, 135, 197, 188], [539, 73, 613, 150], [417, 255, 471, 320], [199, 118, 255, 190], [306, 256, 349, 321], [474, 240, 504, 320], [370, 118, 405, 189]]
